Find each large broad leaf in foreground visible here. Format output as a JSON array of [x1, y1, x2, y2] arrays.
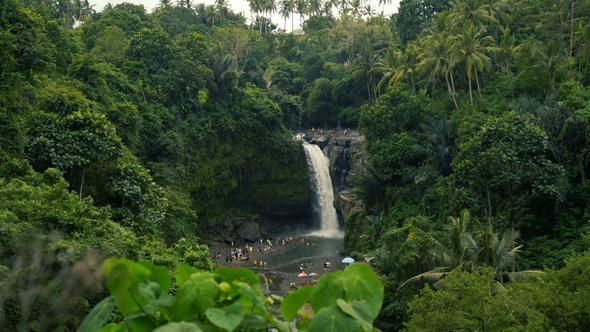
[[342, 263, 383, 318]]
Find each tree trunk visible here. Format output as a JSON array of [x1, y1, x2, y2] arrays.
[[569, 0, 574, 72], [79, 166, 85, 201], [475, 69, 482, 98], [445, 72, 459, 110], [468, 74, 474, 104]]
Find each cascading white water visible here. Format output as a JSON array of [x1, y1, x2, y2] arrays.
[[302, 142, 343, 238]]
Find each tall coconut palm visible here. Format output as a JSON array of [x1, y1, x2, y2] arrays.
[[451, 24, 495, 104], [496, 25, 520, 72], [295, 0, 307, 27], [378, 0, 391, 16], [448, 0, 498, 32], [417, 32, 459, 109], [72, 0, 95, 24], [247, 0, 257, 28], [370, 47, 398, 93], [278, 0, 291, 31], [525, 40, 566, 92], [392, 44, 418, 92], [482, 0, 511, 26], [362, 4, 376, 18], [215, 0, 227, 20], [157, 0, 172, 10], [337, 0, 350, 15], [286, 0, 296, 31], [51, 0, 75, 28], [260, 0, 277, 34], [573, 22, 590, 73], [204, 4, 219, 26], [352, 45, 381, 100], [308, 0, 322, 16], [350, 0, 362, 18]]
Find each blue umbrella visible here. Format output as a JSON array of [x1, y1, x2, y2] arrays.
[[342, 257, 355, 264]]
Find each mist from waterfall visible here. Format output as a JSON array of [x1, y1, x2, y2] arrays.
[[302, 142, 343, 238]]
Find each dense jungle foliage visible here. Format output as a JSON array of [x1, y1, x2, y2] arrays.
[[2, 0, 590, 330]]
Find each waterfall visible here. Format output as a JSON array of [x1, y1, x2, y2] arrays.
[[302, 142, 343, 238]]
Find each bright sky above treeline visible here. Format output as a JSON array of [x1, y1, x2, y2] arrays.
[[90, 0, 402, 32]]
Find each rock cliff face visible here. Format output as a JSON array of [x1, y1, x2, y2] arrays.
[[303, 131, 369, 252]]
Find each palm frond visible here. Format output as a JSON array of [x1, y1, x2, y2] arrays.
[[398, 267, 451, 289]]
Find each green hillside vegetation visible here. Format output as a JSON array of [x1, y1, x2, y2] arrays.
[[2, 0, 590, 330]]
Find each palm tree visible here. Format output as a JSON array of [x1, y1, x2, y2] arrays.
[[286, 0, 296, 31], [392, 44, 418, 92], [525, 40, 566, 92], [417, 32, 459, 109], [352, 45, 381, 101], [496, 25, 520, 72], [215, 0, 227, 20], [401, 210, 538, 287], [337, 0, 350, 15], [451, 24, 495, 104], [323, 0, 336, 16], [370, 47, 398, 93], [573, 22, 590, 73], [295, 0, 307, 27], [204, 5, 219, 26], [308, 0, 322, 16], [194, 3, 206, 22], [157, 0, 172, 10], [482, 0, 511, 26], [448, 0, 498, 32], [475, 218, 524, 284], [72, 0, 95, 24], [378, 0, 391, 16], [247, 0, 257, 28], [278, 0, 291, 31], [350, 0, 362, 18], [400, 210, 478, 287], [361, 4, 376, 18], [51, 0, 75, 28]]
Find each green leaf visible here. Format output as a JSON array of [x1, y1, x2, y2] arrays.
[[138, 281, 161, 305], [126, 315, 157, 332], [239, 282, 267, 313], [205, 303, 245, 331], [153, 322, 203, 332], [103, 259, 151, 315], [241, 314, 269, 330], [295, 317, 311, 330], [97, 323, 126, 332], [306, 306, 360, 332], [336, 299, 374, 332], [280, 285, 314, 322], [140, 261, 172, 291], [342, 263, 384, 319], [175, 263, 200, 287], [310, 273, 344, 313], [76, 296, 116, 332], [173, 273, 219, 321], [158, 293, 176, 307], [214, 266, 260, 288]]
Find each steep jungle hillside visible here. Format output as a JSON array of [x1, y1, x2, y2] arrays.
[[2, 0, 590, 331]]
